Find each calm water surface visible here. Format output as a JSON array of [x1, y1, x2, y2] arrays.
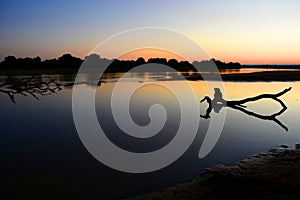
[[1, 73, 300, 199]]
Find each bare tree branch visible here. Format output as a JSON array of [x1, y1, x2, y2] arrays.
[[0, 76, 62, 103], [227, 87, 291, 106]]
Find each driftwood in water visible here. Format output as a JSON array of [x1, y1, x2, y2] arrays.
[[226, 87, 291, 107], [0, 76, 62, 103], [200, 87, 292, 131]]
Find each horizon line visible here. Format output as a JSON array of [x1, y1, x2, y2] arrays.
[[1, 54, 300, 66]]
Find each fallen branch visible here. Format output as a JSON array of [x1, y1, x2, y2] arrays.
[[227, 87, 291, 107], [0, 76, 62, 103], [200, 87, 292, 131]]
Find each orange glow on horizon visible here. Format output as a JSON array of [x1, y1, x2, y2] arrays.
[[118, 48, 187, 62], [220, 56, 300, 65], [109, 48, 300, 64], [58, 42, 300, 65]]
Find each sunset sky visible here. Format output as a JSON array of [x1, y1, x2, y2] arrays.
[[1, 0, 299, 64]]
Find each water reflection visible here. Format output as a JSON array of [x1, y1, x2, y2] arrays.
[[200, 87, 291, 131], [1, 74, 299, 199], [0, 75, 292, 133]]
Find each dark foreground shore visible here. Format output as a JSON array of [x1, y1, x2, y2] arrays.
[[128, 144, 300, 200]]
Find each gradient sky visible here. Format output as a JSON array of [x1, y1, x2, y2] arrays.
[[1, 0, 299, 64]]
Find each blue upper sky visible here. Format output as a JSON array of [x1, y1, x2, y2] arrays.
[[1, 0, 300, 64]]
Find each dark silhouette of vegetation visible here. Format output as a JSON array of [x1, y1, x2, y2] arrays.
[[1, 55, 42, 68], [192, 58, 241, 72], [200, 87, 291, 131], [0, 53, 243, 74], [57, 53, 82, 68], [1, 54, 83, 69]]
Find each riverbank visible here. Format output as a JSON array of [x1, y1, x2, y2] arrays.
[[128, 144, 300, 200], [1, 69, 300, 82], [222, 70, 300, 81], [186, 70, 300, 81]]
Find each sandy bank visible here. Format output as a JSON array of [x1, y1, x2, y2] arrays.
[[128, 144, 300, 200]]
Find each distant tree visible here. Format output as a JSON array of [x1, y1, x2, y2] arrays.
[[83, 53, 110, 72], [179, 61, 195, 71], [58, 53, 82, 68], [167, 58, 179, 67], [192, 58, 241, 71], [147, 58, 167, 65], [43, 58, 57, 67], [85, 53, 101, 61], [0, 55, 17, 67], [34, 56, 41, 66], [4, 55, 17, 63], [135, 57, 146, 66], [58, 53, 73, 65], [33, 56, 41, 63], [228, 62, 241, 69]]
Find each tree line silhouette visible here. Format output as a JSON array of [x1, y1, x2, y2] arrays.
[[0, 53, 242, 73]]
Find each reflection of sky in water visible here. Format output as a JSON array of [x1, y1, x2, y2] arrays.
[[95, 80, 300, 164], [0, 75, 300, 199]]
